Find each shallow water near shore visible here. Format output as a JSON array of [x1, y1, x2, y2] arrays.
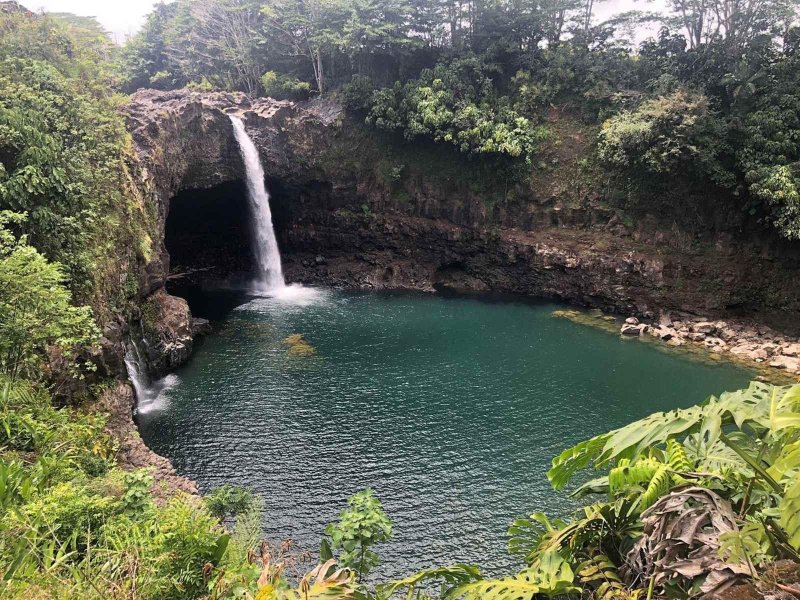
[[137, 289, 751, 579]]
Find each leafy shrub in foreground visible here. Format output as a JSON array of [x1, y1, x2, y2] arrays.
[[0, 212, 98, 382]]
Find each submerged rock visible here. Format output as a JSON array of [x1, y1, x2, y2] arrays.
[[191, 317, 212, 336], [283, 333, 316, 356]]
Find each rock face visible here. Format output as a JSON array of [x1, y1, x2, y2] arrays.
[[93, 383, 197, 502], [139, 289, 194, 379], [123, 88, 800, 369]]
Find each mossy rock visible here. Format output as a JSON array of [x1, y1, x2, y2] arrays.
[[283, 333, 316, 357]]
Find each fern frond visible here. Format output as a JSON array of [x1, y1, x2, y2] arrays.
[[666, 439, 694, 473], [638, 465, 672, 512], [609, 458, 660, 495]]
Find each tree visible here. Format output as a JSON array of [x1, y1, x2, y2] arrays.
[[661, 0, 800, 49], [0, 212, 98, 381], [189, 0, 264, 95], [261, 0, 350, 94], [737, 49, 800, 238]]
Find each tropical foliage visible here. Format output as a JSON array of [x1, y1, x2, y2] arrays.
[[0, 212, 98, 382], [0, 7, 154, 316], [118, 0, 800, 236], [1, 1, 800, 599]]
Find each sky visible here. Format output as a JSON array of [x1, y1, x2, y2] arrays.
[[19, 0, 167, 42], [20, 0, 667, 44]]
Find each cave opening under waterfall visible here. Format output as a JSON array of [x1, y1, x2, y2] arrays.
[[164, 180, 260, 314], [164, 174, 337, 316]]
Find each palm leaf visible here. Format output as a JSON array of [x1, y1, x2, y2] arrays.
[[780, 475, 800, 551], [448, 552, 578, 599]]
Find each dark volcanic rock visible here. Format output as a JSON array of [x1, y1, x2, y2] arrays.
[[139, 289, 193, 379], [93, 383, 197, 502]]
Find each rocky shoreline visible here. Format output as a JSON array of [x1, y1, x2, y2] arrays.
[[94, 382, 198, 503], [620, 313, 800, 378]]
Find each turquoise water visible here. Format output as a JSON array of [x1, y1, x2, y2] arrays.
[[137, 290, 751, 579]]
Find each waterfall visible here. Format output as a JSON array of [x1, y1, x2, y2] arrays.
[[229, 115, 285, 292], [124, 338, 177, 415]]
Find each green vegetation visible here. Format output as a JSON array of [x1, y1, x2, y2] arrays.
[[120, 0, 800, 237], [0, 212, 98, 382], [0, 7, 155, 316], [0, 377, 231, 598], [322, 489, 393, 581]]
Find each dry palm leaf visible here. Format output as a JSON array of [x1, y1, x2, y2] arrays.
[[625, 485, 751, 596]]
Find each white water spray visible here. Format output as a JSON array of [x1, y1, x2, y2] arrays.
[[124, 339, 177, 415], [229, 115, 285, 292]]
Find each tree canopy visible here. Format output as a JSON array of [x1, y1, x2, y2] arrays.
[[119, 0, 800, 237]]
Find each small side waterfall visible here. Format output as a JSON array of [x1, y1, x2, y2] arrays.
[[229, 115, 285, 292], [124, 338, 177, 415]]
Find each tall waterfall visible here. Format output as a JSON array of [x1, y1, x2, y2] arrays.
[[230, 115, 285, 292]]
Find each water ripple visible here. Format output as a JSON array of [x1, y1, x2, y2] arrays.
[[139, 291, 750, 580]]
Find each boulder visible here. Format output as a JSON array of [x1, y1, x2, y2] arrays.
[[621, 323, 643, 336], [783, 343, 800, 357], [625, 316, 640, 325], [703, 337, 725, 348], [693, 322, 716, 334], [191, 317, 212, 336], [769, 356, 800, 372]]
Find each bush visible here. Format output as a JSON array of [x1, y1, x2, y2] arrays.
[[366, 60, 546, 160], [204, 484, 255, 520], [597, 90, 734, 187], [157, 497, 230, 598], [0, 212, 99, 381], [341, 75, 375, 112], [260, 71, 312, 101], [324, 488, 392, 580], [6, 482, 118, 551]]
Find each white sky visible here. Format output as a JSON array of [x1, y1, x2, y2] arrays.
[[19, 0, 168, 42], [20, 0, 668, 44]]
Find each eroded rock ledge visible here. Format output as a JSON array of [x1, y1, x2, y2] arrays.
[[94, 383, 197, 502]]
